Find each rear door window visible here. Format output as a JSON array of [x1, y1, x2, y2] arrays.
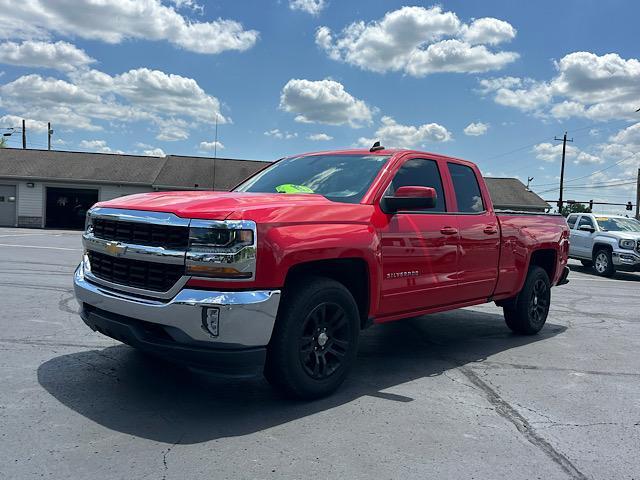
[[567, 214, 578, 229], [447, 163, 485, 213]]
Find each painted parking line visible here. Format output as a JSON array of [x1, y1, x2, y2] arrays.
[[0, 233, 51, 238], [0, 243, 81, 252]]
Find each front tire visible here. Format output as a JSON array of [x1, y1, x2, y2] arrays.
[[593, 248, 615, 277], [265, 277, 359, 400], [503, 266, 551, 335]]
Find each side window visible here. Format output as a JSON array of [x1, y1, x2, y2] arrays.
[[578, 216, 595, 229], [387, 158, 446, 212], [448, 163, 485, 213], [567, 214, 578, 229]]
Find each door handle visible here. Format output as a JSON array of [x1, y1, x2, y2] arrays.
[[440, 226, 458, 235], [483, 225, 498, 234]]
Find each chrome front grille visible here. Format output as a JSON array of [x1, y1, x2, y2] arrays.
[[87, 250, 184, 292], [92, 217, 189, 249]]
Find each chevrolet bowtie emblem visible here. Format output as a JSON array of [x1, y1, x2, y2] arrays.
[[105, 241, 127, 257]]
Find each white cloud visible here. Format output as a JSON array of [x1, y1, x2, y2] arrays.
[[0, 40, 94, 71], [264, 129, 297, 139], [308, 133, 333, 141], [143, 147, 166, 157], [358, 116, 452, 149], [199, 140, 224, 150], [610, 122, 640, 145], [0, 114, 49, 132], [461, 18, 516, 45], [79, 139, 123, 154], [464, 122, 489, 136], [533, 142, 603, 165], [0, 0, 258, 55], [478, 77, 552, 112], [280, 78, 373, 127], [0, 67, 226, 137], [479, 51, 640, 121], [316, 6, 518, 76], [289, 0, 326, 15]]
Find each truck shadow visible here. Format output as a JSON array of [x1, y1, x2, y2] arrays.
[[37, 308, 566, 445]]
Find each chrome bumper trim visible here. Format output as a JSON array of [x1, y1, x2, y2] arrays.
[[612, 251, 640, 266], [74, 263, 280, 348]]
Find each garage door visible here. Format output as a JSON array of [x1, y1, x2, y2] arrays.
[[45, 187, 99, 229], [0, 185, 17, 227]]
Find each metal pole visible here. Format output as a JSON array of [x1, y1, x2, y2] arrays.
[[554, 132, 573, 211], [47, 122, 51, 151], [636, 168, 640, 220], [21, 119, 26, 149]]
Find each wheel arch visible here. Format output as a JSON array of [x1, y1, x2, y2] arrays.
[[283, 257, 371, 329]]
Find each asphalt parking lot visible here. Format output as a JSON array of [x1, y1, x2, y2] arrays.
[[0, 227, 639, 480]]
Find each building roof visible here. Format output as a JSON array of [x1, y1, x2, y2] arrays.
[[483, 177, 550, 211], [0, 148, 268, 189]]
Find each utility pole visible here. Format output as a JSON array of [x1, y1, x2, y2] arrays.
[[47, 122, 52, 151], [21, 119, 26, 149], [211, 115, 219, 190], [636, 168, 640, 220], [554, 132, 573, 210], [526, 176, 534, 190]]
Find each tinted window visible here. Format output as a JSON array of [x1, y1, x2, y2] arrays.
[[386, 158, 446, 212], [567, 214, 578, 228], [578, 216, 595, 228], [448, 163, 485, 213]]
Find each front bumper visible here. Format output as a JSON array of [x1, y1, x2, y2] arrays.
[[74, 263, 281, 377], [612, 250, 640, 271]]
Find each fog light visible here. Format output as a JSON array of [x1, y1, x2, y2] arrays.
[[202, 307, 220, 337]]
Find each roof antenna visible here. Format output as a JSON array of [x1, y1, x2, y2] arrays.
[[369, 140, 384, 152]]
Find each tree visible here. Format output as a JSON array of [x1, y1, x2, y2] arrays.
[[561, 202, 591, 217], [0, 137, 6, 148]]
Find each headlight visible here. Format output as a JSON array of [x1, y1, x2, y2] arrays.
[[186, 220, 257, 279], [619, 239, 637, 250]]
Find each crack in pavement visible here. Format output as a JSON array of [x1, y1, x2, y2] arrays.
[[458, 366, 589, 480], [161, 433, 185, 480], [478, 360, 640, 378]]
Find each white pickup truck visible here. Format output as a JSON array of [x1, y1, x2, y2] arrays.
[[567, 213, 640, 276]]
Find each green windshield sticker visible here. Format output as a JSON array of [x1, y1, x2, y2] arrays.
[[275, 184, 314, 194]]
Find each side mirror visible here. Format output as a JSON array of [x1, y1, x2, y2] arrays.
[[381, 186, 437, 213], [578, 225, 595, 233]]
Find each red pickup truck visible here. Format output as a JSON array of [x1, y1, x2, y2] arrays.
[[74, 147, 569, 399]]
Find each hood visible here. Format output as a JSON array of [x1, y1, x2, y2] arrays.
[[96, 191, 373, 224], [600, 231, 640, 241]]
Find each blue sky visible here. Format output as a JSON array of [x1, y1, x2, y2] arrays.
[[0, 0, 638, 213]]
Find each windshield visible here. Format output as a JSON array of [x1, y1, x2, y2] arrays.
[[234, 154, 390, 203], [595, 216, 640, 232]]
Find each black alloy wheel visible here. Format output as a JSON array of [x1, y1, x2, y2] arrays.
[[298, 302, 350, 380], [528, 278, 550, 329]]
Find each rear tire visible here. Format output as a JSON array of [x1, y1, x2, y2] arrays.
[[593, 248, 615, 277], [580, 260, 593, 268], [503, 266, 551, 335], [265, 277, 359, 400]]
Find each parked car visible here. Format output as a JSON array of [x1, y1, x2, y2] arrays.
[[567, 213, 640, 276], [74, 147, 570, 399]]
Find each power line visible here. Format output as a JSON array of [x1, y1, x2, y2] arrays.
[[532, 151, 638, 187]]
